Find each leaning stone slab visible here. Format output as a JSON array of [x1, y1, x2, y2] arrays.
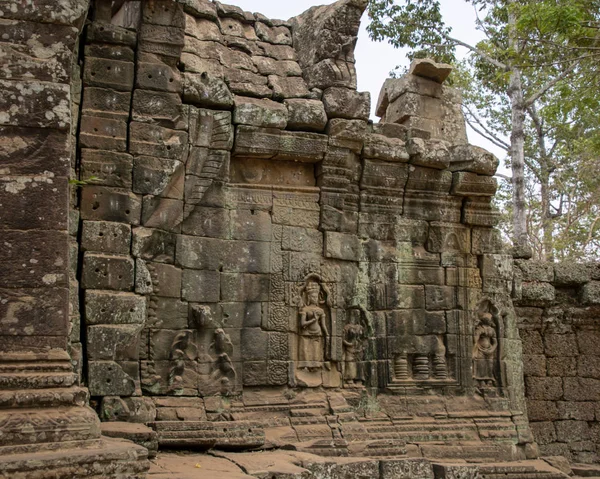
[[409, 58, 453, 84]]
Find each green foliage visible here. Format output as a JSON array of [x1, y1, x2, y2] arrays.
[[69, 176, 99, 187], [367, 0, 600, 260]]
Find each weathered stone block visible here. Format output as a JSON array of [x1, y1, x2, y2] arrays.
[[0, 287, 69, 336], [181, 269, 220, 302], [80, 149, 133, 188], [233, 96, 288, 128], [129, 122, 188, 160], [0, 126, 70, 177], [83, 57, 134, 92], [269, 75, 310, 100], [322, 87, 370, 121], [189, 107, 233, 150], [554, 262, 592, 285], [326, 118, 367, 152], [324, 232, 361, 261], [133, 156, 184, 198], [425, 285, 456, 310], [564, 378, 600, 401], [146, 263, 182, 298], [0, 79, 71, 129], [521, 281, 555, 304], [451, 172, 497, 196], [380, 458, 434, 479], [136, 62, 182, 93], [221, 273, 270, 302], [410, 58, 453, 83], [142, 0, 185, 27], [87, 22, 137, 46], [88, 361, 139, 396], [79, 115, 127, 151], [556, 420, 591, 442], [132, 90, 188, 130], [253, 56, 302, 77], [81, 253, 135, 291], [582, 281, 600, 305], [142, 196, 184, 231], [80, 186, 142, 225], [147, 297, 189, 329], [527, 400, 559, 422], [0, 230, 69, 289], [81, 221, 131, 254], [449, 144, 499, 176], [514, 260, 554, 282], [229, 209, 272, 242], [242, 360, 268, 386], [462, 197, 501, 227], [523, 354, 546, 377], [240, 328, 268, 361], [0, 175, 68, 231], [363, 133, 409, 163], [85, 290, 146, 325], [82, 87, 131, 120], [183, 72, 234, 109], [132, 227, 176, 263], [138, 24, 185, 64], [557, 401, 596, 421], [281, 226, 323, 252], [530, 421, 557, 446], [426, 223, 470, 254], [547, 356, 577, 377], [84, 44, 135, 63], [283, 99, 327, 132], [234, 125, 328, 162], [255, 22, 292, 45], [525, 376, 563, 400], [544, 333, 578, 357], [406, 137, 451, 170], [471, 227, 504, 254], [87, 324, 142, 361]]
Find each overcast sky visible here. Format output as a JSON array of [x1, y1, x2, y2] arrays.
[[228, 0, 506, 162]]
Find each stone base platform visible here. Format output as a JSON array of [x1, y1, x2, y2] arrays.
[[148, 451, 569, 479], [0, 437, 149, 479], [147, 390, 531, 461]]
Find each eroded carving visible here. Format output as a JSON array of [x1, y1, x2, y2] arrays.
[[297, 274, 332, 371]]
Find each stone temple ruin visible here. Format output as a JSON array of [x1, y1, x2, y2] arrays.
[[2, 0, 600, 477]]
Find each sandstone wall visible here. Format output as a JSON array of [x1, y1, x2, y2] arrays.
[[516, 261, 600, 463]]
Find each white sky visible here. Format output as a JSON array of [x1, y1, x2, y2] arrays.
[[228, 0, 507, 162]]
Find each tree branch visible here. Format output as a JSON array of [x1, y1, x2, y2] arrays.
[[523, 63, 577, 107], [463, 104, 510, 151], [465, 116, 511, 152], [443, 34, 509, 70]]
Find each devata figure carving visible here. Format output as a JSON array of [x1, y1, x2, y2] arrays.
[[298, 274, 331, 370], [342, 322, 364, 385], [473, 302, 500, 387]]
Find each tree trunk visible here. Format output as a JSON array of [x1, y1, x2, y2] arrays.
[[508, 68, 528, 252], [507, 2, 528, 254], [540, 179, 554, 261]]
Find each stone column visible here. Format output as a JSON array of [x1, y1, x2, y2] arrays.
[[0, 1, 148, 477]]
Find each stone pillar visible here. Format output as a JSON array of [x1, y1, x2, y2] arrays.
[[0, 1, 148, 477]]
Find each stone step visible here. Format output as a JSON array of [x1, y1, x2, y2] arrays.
[[150, 420, 265, 449], [572, 464, 600, 477], [0, 437, 149, 479], [100, 422, 158, 459]]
